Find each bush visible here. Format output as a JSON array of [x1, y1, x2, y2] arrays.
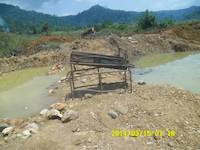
[[117, 24, 128, 31], [0, 32, 36, 57], [101, 20, 113, 28], [158, 19, 175, 28]]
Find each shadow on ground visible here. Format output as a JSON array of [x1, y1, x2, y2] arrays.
[[65, 82, 128, 99]]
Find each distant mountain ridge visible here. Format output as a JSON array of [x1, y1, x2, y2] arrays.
[[0, 3, 199, 32]]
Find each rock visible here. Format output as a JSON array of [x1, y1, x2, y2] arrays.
[[72, 127, 80, 133], [60, 76, 67, 81], [47, 109, 63, 120], [50, 103, 67, 111], [2, 127, 14, 136], [117, 89, 125, 94], [17, 134, 22, 137], [113, 103, 128, 115], [167, 142, 175, 147], [108, 110, 118, 119], [154, 113, 159, 117], [62, 110, 79, 123], [138, 80, 146, 85], [0, 124, 9, 132], [147, 141, 153, 145], [128, 37, 133, 40], [25, 123, 39, 134], [69, 104, 74, 109], [197, 130, 200, 134], [51, 64, 63, 72], [185, 121, 189, 124], [81, 78, 87, 83], [84, 93, 93, 99], [40, 109, 49, 117], [48, 89, 54, 94], [22, 130, 31, 139], [8, 119, 25, 127], [130, 40, 138, 44], [0, 140, 5, 146]]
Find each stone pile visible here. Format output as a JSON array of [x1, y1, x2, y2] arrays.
[[40, 103, 79, 123]]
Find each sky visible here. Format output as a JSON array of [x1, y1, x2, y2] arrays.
[[0, 0, 199, 16]]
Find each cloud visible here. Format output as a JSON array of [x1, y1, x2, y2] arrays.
[[0, 0, 58, 9]]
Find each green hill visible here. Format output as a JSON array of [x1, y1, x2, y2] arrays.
[[0, 3, 199, 32]]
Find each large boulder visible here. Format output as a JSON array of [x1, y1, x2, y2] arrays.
[[47, 109, 63, 120], [50, 103, 67, 111], [62, 110, 79, 123], [2, 127, 14, 136], [0, 124, 9, 132]]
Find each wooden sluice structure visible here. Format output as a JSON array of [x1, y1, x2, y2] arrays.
[[66, 51, 134, 100]]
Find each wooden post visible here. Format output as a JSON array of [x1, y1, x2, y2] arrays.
[[97, 68, 102, 91], [129, 68, 133, 93], [69, 77, 74, 100], [71, 64, 75, 90], [70, 64, 75, 99], [124, 70, 127, 90]]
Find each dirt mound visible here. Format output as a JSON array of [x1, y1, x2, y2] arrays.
[[167, 22, 200, 42], [70, 39, 113, 55], [22, 35, 73, 56], [0, 50, 69, 73], [30, 36, 72, 46], [108, 22, 200, 59]]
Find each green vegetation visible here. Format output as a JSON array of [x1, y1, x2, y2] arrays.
[[0, 3, 199, 33], [0, 67, 48, 91], [138, 10, 156, 29], [0, 19, 198, 58], [136, 52, 194, 68], [41, 23, 49, 35], [0, 32, 38, 57], [137, 10, 175, 30], [90, 10, 176, 36], [158, 19, 174, 28]]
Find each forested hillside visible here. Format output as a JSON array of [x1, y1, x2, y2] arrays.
[[0, 3, 200, 33]]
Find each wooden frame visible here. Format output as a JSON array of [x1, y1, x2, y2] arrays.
[[66, 51, 134, 100]]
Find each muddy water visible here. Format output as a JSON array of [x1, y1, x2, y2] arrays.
[[0, 72, 59, 119], [134, 53, 200, 93]]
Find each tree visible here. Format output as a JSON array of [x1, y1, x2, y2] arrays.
[[138, 10, 156, 29], [41, 22, 49, 34], [31, 26, 37, 34]]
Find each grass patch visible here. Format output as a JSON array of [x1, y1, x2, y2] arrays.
[[0, 67, 48, 91], [136, 52, 194, 68]]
